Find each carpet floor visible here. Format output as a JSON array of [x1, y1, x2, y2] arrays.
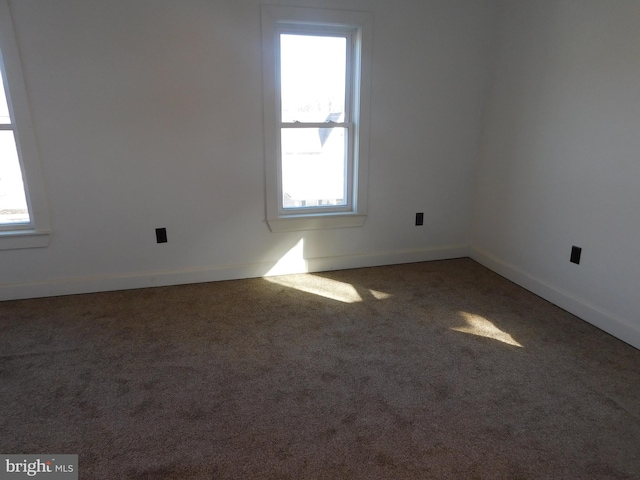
[[1, 258, 639, 479]]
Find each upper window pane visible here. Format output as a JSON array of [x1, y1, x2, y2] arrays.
[[0, 130, 29, 224], [280, 34, 346, 123]]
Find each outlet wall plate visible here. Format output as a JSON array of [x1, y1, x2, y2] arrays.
[[570, 245, 581, 264], [415, 212, 424, 226], [156, 228, 168, 243]]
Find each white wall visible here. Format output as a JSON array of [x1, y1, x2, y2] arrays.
[[1, 0, 497, 299], [472, 0, 640, 348]]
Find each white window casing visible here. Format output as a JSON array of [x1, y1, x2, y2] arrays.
[[261, 5, 373, 232]]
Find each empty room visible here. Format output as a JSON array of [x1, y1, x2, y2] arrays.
[[1, 0, 639, 478]]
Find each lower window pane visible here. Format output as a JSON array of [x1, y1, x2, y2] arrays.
[[281, 127, 346, 209], [0, 130, 30, 224]]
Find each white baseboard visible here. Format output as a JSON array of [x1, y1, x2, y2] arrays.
[[470, 246, 640, 351], [0, 244, 470, 302]]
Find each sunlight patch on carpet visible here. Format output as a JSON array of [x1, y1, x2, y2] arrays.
[[265, 274, 391, 304], [263, 238, 392, 303], [452, 311, 523, 347], [368, 289, 392, 300], [265, 274, 362, 303]]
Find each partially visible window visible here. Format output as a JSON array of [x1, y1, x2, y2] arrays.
[[0, 55, 29, 225], [262, 6, 373, 232], [0, 0, 50, 249]]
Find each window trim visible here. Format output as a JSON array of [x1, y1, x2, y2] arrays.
[[261, 5, 372, 232], [0, 0, 51, 249]]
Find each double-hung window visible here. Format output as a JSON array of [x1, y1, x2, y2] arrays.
[[262, 6, 372, 232], [0, 0, 50, 249]]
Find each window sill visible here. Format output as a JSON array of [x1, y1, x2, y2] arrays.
[[267, 213, 366, 232], [0, 228, 51, 250]]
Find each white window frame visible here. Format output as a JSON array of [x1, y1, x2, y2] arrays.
[[0, 0, 51, 249], [261, 5, 372, 232]]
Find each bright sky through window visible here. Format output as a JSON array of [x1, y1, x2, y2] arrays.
[[280, 34, 346, 123]]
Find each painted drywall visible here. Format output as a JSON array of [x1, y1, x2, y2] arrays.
[[472, 0, 640, 347], [0, 0, 497, 299]]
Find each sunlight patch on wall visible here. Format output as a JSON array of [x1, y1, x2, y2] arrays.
[[265, 238, 308, 276], [452, 311, 523, 348], [263, 238, 392, 303]]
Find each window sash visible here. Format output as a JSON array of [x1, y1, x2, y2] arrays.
[[275, 25, 357, 216], [280, 124, 354, 214]]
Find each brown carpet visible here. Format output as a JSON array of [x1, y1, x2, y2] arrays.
[[1, 258, 640, 479]]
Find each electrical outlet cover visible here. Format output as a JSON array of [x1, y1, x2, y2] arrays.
[[156, 228, 168, 243], [570, 246, 581, 264]]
